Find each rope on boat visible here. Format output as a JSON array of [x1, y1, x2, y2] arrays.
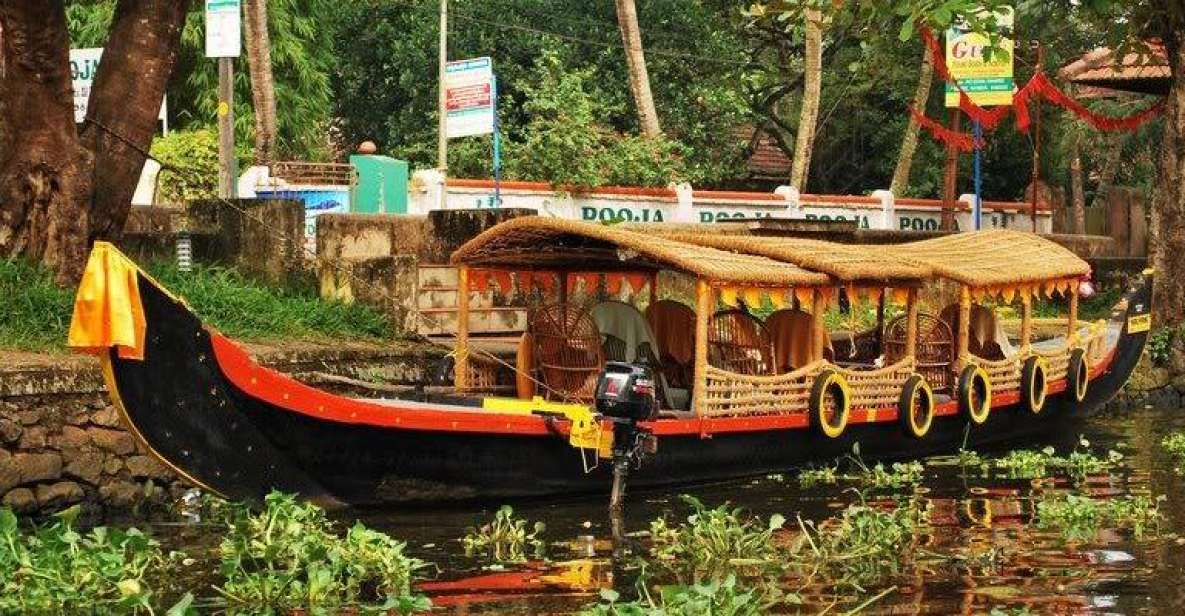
[[83, 118, 572, 403]]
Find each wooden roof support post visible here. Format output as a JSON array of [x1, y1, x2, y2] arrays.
[[692, 279, 713, 416], [455, 265, 471, 392], [904, 288, 919, 359], [812, 288, 828, 362], [1020, 292, 1033, 353], [956, 285, 971, 371], [1067, 281, 1079, 344]]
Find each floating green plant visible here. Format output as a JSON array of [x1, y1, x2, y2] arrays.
[[994, 438, 1122, 482], [0, 506, 185, 614], [853, 461, 924, 490], [585, 574, 797, 616], [1035, 492, 1163, 542], [792, 498, 928, 590], [797, 464, 839, 488], [462, 505, 546, 563], [649, 495, 783, 573], [1161, 432, 1185, 472], [216, 491, 430, 615]]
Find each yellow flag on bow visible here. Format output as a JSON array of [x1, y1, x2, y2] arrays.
[[67, 242, 147, 360]]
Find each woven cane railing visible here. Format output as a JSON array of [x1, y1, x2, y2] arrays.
[[700, 362, 819, 417], [834, 359, 916, 410], [976, 356, 1021, 398]]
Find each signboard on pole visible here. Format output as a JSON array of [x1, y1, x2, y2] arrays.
[[71, 48, 166, 125], [944, 7, 1014, 107], [205, 0, 242, 58], [445, 57, 495, 138]]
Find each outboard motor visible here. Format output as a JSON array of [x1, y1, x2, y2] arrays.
[[595, 362, 659, 516]]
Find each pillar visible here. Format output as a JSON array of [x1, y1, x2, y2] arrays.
[[692, 279, 713, 416], [455, 265, 471, 391]]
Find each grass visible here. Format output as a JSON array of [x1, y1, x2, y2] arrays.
[[1163, 433, 1185, 472], [0, 258, 395, 352]]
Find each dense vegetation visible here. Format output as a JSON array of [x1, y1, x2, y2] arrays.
[[0, 258, 393, 352], [62, 0, 1162, 200]]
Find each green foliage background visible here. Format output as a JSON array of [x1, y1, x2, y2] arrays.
[[66, 0, 1164, 198]]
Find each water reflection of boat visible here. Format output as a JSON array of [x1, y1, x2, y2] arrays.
[[68, 217, 1153, 505]]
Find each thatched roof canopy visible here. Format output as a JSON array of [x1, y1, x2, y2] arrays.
[[451, 217, 830, 286], [885, 230, 1090, 287], [452, 217, 1088, 289], [653, 233, 931, 283]]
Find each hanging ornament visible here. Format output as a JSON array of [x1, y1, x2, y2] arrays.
[[720, 286, 739, 307], [743, 287, 764, 309]]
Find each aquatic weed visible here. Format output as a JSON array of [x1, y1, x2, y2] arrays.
[[462, 505, 546, 563], [648, 495, 784, 574], [797, 464, 839, 488], [0, 506, 185, 614], [584, 574, 790, 616], [216, 491, 430, 614], [1035, 492, 1163, 542], [854, 461, 924, 489], [792, 498, 927, 589], [995, 447, 1058, 479], [1161, 432, 1185, 472]]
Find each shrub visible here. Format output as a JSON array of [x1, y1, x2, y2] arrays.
[[150, 128, 220, 205]]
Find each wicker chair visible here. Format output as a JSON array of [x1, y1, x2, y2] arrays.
[[530, 303, 603, 401], [708, 309, 774, 375], [646, 300, 696, 389], [885, 313, 954, 391]]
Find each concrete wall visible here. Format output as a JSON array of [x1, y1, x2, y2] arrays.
[[0, 343, 445, 517]]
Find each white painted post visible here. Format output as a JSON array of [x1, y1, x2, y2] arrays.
[[957, 193, 976, 231], [775, 185, 801, 214], [871, 189, 895, 230], [672, 182, 695, 223]]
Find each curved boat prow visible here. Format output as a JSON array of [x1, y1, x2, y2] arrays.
[[1081, 268, 1154, 412], [69, 243, 344, 507]]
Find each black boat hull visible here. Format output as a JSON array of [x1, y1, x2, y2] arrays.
[[105, 273, 1153, 505]]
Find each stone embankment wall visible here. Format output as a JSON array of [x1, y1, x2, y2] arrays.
[[0, 342, 443, 517]]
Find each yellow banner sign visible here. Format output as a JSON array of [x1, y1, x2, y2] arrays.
[[945, 7, 1015, 108]]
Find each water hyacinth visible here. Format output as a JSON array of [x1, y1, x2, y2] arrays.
[[215, 491, 430, 615], [462, 505, 546, 563], [0, 506, 184, 614]]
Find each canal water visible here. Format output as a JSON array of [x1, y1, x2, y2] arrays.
[[152, 405, 1185, 614]]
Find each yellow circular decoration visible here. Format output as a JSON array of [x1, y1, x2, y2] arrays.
[[217, 101, 230, 117]]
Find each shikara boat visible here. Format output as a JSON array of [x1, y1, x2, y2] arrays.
[[68, 217, 1153, 506]]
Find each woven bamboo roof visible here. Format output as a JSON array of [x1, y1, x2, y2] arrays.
[[451, 217, 830, 286], [654, 233, 930, 282], [885, 229, 1090, 287], [452, 217, 1088, 289]]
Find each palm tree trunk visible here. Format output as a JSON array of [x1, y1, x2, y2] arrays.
[[790, 8, 823, 191], [244, 0, 278, 163], [1069, 136, 1086, 234], [890, 45, 934, 195], [614, 0, 661, 138]]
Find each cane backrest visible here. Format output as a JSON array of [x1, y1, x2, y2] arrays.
[[885, 312, 954, 391], [708, 309, 774, 376], [530, 303, 603, 401]]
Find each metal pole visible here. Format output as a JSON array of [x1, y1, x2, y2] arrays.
[[217, 57, 237, 199], [973, 119, 982, 230], [437, 0, 448, 210], [492, 75, 501, 208]]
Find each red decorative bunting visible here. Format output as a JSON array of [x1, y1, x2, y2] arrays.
[[492, 271, 513, 296], [626, 273, 649, 295], [606, 273, 623, 295], [471, 270, 490, 294], [908, 106, 977, 152], [917, 27, 1164, 139], [1014, 72, 1166, 133]]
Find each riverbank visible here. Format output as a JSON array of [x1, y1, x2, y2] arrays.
[[0, 340, 445, 517]]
